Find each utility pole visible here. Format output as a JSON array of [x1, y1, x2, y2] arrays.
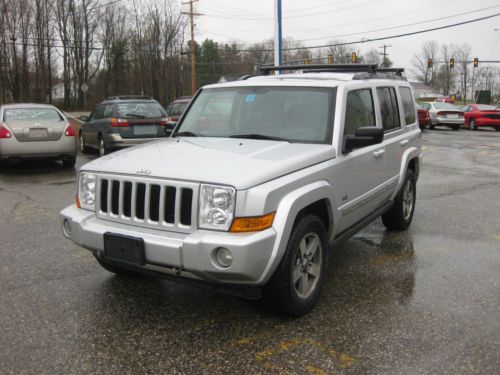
[[379, 44, 391, 67], [182, 0, 201, 95], [274, 0, 282, 69]]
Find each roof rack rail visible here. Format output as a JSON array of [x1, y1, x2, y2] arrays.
[[377, 68, 405, 76], [259, 64, 378, 75], [104, 95, 153, 101]]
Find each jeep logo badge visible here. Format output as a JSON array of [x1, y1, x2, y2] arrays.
[[136, 168, 152, 175]]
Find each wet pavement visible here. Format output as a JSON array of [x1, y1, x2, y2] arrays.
[[0, 127, 499, 374]]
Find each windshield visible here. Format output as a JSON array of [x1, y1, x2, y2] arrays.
[[4, 108, 63, 122], [476, 104, 497, 111], [176, 86, 335, 143], [116, 102, 165, 119]]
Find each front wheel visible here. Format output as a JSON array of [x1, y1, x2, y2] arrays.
[[469, 118, 477, 130], [264, 215, 328, 316], [382, 169, 416, 230]]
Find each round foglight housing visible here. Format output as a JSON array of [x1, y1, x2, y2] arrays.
[[215, 247, 233, 268], [199, 184, 236, 231]]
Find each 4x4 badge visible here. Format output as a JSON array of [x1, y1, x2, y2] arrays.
[[136, 168, 152, 175]]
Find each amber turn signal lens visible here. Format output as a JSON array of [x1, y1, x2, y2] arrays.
[[76, 195, 81, 209], [230, 212, 275, 233]]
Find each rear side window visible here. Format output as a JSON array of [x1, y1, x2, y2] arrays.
[[399, 87, 416, 125], [344, 89, 375, 136], [377, 87, 401, 131], [90, 105, 106, 120], [104, 104, 114, 118]]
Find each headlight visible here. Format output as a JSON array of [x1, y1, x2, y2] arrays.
[[78, 172, 97, 211], [199, 184, 236, 231]]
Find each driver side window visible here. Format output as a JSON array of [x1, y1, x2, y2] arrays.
[[344, 88, 375, 136]]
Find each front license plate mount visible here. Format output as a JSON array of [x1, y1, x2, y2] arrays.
[[103, 232, 146, 266]]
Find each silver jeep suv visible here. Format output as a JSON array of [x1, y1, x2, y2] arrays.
[[61, 64, 421, 316]]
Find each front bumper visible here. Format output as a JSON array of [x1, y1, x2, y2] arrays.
[[60, 204, 277, 285]]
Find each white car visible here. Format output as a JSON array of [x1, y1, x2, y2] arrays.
[[419, 102, 464, 130], [0, 103, 77, 166], [61, 64, 422, 316]]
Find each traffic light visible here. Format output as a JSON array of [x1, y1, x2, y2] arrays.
[[327, 54, 333, 64], [351, 52, 357, 63], [449, 58, 455, 69], [427, 58, 433, 68], [473, 57, 479, 68]]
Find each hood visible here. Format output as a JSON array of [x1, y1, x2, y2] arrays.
[[82, 137, 335, 190]]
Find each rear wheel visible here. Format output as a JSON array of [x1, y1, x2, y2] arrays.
[[382, 169, 416, 230], [451, 124, 459, 131], [98, 136, 108, 156], [494, 127, 500, 132], [469, 118, 477, 130], [264, 215, 328, 317], [429, 124, 435, 129]]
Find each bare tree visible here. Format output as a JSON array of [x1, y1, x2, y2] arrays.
[[411, 40, 439, 87]]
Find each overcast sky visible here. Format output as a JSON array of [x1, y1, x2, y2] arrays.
[[193, 0, 500, 79]]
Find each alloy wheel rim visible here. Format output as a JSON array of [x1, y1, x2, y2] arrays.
[[293, 232, 322, 299], [403, 179, 414, 221], [79, 135, 84, 152]]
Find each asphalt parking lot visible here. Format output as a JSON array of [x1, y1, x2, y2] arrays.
[[0, 127, 499, 374]]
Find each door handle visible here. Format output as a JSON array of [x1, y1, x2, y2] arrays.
[[400, 139, 409, 147], [373, 149, 385, 158]]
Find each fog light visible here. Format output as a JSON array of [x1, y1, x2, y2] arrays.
[[215, 247, 233, 268], [62, 219, 72, 238]]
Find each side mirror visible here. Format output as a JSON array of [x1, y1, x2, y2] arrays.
[[79, 115, 89, 122], [343, 127, 383, 153]]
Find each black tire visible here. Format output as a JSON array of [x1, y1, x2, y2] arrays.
[[382, 169, 416, 230], [98, 135, 108, 156], [79, 132, 92, 154], [94, 255, 141, 277], [62, 156, 76, 167], [429, 124, 435, 129], [494, 127, 500, 132], [469, 118, 477, 130], [450, 124, 459, 131], [264, 215, 328, 317]]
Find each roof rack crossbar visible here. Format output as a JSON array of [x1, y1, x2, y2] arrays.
[[259, 64, 378, 75], [377, 68, 405, 76]]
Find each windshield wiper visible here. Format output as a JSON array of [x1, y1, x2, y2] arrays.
[[173, 131, 199, 137], [124, 113, 146, 118], [229, 133, 291, 142]]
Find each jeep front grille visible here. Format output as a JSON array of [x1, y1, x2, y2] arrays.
[[96, 174, 198, 232]]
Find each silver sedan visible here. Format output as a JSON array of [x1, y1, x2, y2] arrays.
[[419, 102, 464, 131], [0, 103, 77, 166]]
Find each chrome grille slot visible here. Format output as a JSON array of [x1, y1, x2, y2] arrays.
[[97, 174, 198, 233]]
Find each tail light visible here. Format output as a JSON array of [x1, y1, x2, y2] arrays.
[[436, 111, 445, 116], [64, 122, 76, 136], [159, 117, 169, 126], [111, 118, 129, 127], [458, 112, 464, 117], [0, 124, 12, 139]]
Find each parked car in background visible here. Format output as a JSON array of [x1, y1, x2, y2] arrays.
[[460, 104, 500, 131], [165, 96, 191, 125], [0, 103, 76, 166], [79, 96, 169, 156], [415, 102, 430, 130], [419, 102, 464, 130], [435, 96, 454, 104]]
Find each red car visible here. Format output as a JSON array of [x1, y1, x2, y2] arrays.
[[435, 96, 454, 104], [416, 103, 430, 130], [165, 96, 192, 125], [461, 104, 500, 131]]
